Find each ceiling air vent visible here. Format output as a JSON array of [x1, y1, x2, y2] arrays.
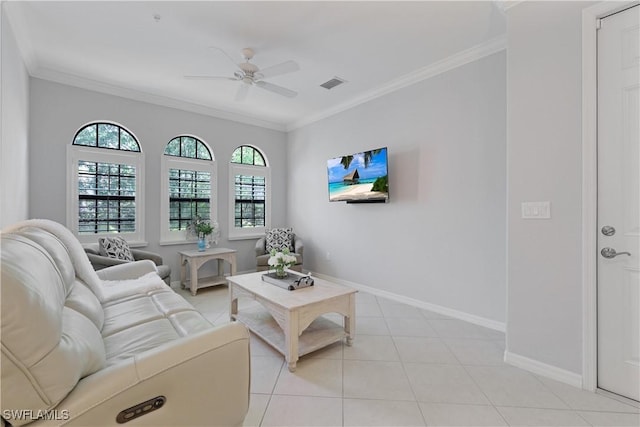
[[320, 77, 347, 90]]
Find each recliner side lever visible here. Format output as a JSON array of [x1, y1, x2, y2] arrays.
[[116, 396, 166, 424]]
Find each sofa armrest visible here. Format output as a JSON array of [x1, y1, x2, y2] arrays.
[[42, 323, 251, 426], [131, 249, 164, 266], [96, 260, 158, 281], [255, 236, 267, 256], [85, 252, 129, 270]]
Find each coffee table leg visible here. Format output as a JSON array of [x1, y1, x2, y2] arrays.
[[229, 284, 238, 322], [345, 294, 355, 346], [285, 310, 299, 372]]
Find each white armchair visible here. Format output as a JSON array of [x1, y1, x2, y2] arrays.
[[255, 228, 304, 272]]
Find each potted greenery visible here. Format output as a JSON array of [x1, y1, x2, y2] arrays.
[[187, 216, 217, 251]]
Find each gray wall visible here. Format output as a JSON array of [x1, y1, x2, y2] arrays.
[[28, 78, 288, 277], [506, 1, 592, 375], [287, 52, 507, 324], [0, 5, 30, 228], [11, 0, 599, 380]]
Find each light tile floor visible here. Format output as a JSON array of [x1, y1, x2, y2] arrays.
[[175, 284, 640, 427]]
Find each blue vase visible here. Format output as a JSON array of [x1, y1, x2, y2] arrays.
[[197, 237, 206, 251]]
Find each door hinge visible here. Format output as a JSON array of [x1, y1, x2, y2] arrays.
[[596, 18, 602, 30]]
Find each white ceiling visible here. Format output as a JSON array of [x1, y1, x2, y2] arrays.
[[5, 1, 507, 131]]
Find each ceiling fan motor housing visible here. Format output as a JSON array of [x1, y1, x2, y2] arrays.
[[239, 62, 259, 75]]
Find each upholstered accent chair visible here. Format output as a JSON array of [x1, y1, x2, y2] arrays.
[[255, 228, 304, 272], [83, 240, 171, 285]]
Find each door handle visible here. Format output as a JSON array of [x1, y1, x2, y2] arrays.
[[601, 247, 632, 259]]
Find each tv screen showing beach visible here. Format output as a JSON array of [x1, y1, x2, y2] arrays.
[[327, 147, 389, 202]]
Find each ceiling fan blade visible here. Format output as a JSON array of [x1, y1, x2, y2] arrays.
[[254, 80, 297, 98], [184, 75, 238, 81], [257, 60, 300, 79], [208, 46, 241, 69], [235, 83, 250, 102]]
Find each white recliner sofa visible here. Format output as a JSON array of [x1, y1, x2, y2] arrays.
[[1, 220, 250, 426]]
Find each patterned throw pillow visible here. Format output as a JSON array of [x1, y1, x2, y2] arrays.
[[265, 228, 294, 253], [98, 236, 135, 261]]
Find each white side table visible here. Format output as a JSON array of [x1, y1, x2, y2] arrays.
[[178, 248, 237, 296]]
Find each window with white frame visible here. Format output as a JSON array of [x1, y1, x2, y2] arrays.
[[160, 135, 215, 244], [228, 145, 270, 240], [67, 122, 145, 244]]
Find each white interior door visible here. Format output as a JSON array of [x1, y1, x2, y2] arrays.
[[597, 4, 640, 402]]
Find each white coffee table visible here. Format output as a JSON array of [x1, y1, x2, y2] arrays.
[[228, 271, 356, 372]]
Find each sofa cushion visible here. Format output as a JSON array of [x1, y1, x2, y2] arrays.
[[65, 280, 105, 330], [99, 236, 135, 261], [19, 227, 76, 296], [265, 227, 294, 252], [103, 319, 181, 367], [1, 233, 106, 413], [101, 296, 165, 337]]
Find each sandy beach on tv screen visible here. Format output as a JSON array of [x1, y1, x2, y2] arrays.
[[330, 183, 388, 201]]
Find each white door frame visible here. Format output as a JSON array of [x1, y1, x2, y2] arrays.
[[581, 0, 639, 393]]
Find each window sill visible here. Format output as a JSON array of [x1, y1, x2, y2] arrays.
[[228, 234, 262, 241], [127, 241, 148, 248], [159, 240, 197, 246]]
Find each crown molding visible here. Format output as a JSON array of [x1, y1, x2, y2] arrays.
[[498, 1, 527, 12], [30, 66, 288, 132], [287, 35, 507, 131], [11, 1, 505, 136], [2, 1, 38, 74]]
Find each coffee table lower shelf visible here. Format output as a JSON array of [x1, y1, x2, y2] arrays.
[[232, 305, 347, 361]]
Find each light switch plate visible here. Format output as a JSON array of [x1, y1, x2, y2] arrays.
[[521, 201, 551, 219]]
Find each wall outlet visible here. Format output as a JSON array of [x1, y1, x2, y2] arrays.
[[521, 201, 551, 219]]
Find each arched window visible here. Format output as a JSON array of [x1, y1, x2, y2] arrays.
[[161, 135, 216, 243], [164, 135, 211, 160], [67, 121, 145, 244], [229, 145, 270, 240], [231, 145, 265, 166]]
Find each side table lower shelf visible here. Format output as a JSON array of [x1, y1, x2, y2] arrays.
[[232, 305, 346, 360], [181, 275, 228, 291]]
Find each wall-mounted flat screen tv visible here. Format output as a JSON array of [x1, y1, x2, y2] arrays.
[[327, 147, 389, 203]]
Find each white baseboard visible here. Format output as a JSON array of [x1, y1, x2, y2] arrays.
[[310, 272, 505, 332], [504, 350, 583, 388]]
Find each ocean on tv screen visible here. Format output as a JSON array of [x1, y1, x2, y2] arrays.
[[327, 148, 389, 202]]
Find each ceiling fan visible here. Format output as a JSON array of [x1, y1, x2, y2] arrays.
[[185, 47, 300, 101]]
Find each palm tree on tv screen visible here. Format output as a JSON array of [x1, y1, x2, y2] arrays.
[[340, 149, 382, 169]]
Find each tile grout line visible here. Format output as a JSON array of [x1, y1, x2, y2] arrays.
[[438, 332, 511, 426], [385, 309, 429, 426]]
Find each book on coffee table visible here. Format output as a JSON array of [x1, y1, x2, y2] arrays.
[[261, 271, 314, 291]]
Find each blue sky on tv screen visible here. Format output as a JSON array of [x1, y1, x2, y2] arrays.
[[327, 147, 388, 183]]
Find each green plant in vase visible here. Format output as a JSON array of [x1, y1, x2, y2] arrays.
[[187, 216, 217, 251]]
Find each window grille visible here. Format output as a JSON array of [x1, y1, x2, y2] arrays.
[[70, 122, 142, 241], [77, 161, 136, 234], [169, 169, 211, 231], [234, 174, 266, 228], [230, 145, 268, 231], [161, 135, 214, 242], [73, 123, 140, 151]]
